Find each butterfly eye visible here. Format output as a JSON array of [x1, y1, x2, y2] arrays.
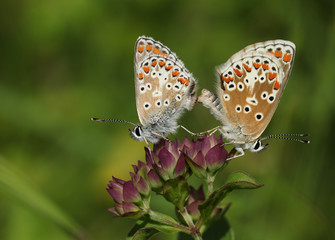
[[135, 126, 142, 137], [253, 140, 261, 151]]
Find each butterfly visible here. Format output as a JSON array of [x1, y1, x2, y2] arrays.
[[92, 36, 197, 145], [198, 40, 309, 157]]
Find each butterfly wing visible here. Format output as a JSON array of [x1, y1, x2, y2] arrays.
[[200, 40, 295, 142], [134, 36, 197, 135]]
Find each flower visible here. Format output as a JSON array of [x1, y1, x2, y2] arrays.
[[107, 161, 152, 217], [182, 134, 228, 179], [186, 185, 206, 220], [145, 140, 188, 182]]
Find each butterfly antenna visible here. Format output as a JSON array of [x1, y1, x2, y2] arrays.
[[90, 118, 137, 126], [260, 133, 310, 144]]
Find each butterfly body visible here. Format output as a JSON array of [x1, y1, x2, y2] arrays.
[[129, 36, 197, 144], [198, 40, 296, 154]]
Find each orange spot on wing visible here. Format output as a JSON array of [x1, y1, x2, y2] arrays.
[[275, 50, 282, 58], [228, 76, 234, 82], [146, 45, 152, 51], [253, 62, 261, 69], [138, 72, 143, 79], [143, 66, 150, 73], [159, 61, 165, 67], [262, 63, 269, 70], [243, 63, 252, 72], [153, 48, 160, 54], [283, 53, 292, 62], [160, 52, 167, 58], [137, 45, 144, 53], [185, 79, 190, 86], [151, 61, 157, 67], [274, 80, 280, 90], [233, 68, 243, 77], [165, 65, 173, 70], [172, 71, 180, 77], [268, 51, 274, 55], [269, 72, 277, 80], [178, 78, 185, 84]]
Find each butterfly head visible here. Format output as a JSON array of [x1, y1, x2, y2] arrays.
[[129, 125, 145, 141], [248, 139, 269, 153]]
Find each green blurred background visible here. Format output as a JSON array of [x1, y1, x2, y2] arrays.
[[1, 0, 334, 239]]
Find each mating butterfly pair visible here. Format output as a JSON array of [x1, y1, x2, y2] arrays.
[[92, 36, 309, 157]]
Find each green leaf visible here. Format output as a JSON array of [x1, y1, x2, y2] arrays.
[[147, 211, 181, 230], [162, 176, 189, 211], [223, 171, 263, 190], [128, 227, 159, 240], [127, 215, 182, 240], [202, 216, 234, 240], [199, 171, 263, 225]]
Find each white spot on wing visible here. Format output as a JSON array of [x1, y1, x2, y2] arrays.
[[143, 102, 151, 110], [153, 90, 162, 97], [246, 96, 258, 106], [223, 94, 230, 101], [255, 112, 263, 121], [235, 105, 242, 113]]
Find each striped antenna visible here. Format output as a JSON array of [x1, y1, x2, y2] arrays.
[[260, 133, 310, 144], [90, 118, 137, 126]]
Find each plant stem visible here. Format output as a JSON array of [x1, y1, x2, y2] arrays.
[[180, 207, 195, 228], [192, 232, 203, 240], [147, 209, 191, 234], [180, 208, 203, 240], [206, 176, 215, 197]]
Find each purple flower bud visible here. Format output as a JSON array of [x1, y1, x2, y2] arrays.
[[205, 144, 227, 173], [123, 181, 141, 203], [147, 169, 162, 190], [158, 147, 176, 175], [136, 176, 151, 196], [183, 135, 228, 179], [174, 153, 186, 176], [186, 186, 205, 220], [106, 177, 125, 204], [109, 202, 141, 217], [145, 140, 189, 181]]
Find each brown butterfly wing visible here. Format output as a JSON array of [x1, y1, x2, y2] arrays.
[[216, 40, 295, 141], [134, 37, 196, 128]]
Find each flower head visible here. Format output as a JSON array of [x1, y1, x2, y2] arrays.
[[145, 140, 188, 181], [182, 134, 228, 179], [107, 161, 152, 217]]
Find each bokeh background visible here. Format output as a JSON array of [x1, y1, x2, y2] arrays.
[[1, 0, 334, 239]]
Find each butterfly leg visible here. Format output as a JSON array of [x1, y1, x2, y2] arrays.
[[143, 137, 152, 151], [177, 125, 205, 137], [151, 131, 170, 142], [227, 147, 245, 161], [197, 126, 221, 136], [179, 125, 222, 137]]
